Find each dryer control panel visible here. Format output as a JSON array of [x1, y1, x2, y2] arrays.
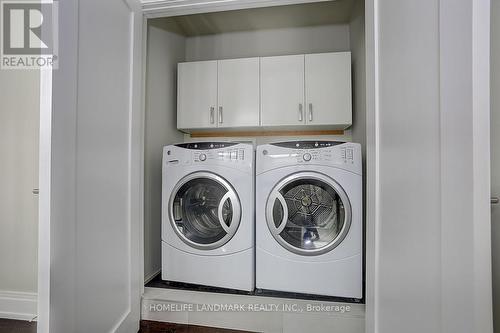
[[257, 141, 361, 175]]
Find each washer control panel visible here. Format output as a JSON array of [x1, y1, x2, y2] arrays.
[[164, 142, 252, 167], [193, 148, 246, 163], [340, 146, 355, 164]]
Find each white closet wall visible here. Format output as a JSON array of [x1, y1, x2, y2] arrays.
[[181, 22, 355, 142], [144, 24, 186, 281], [185, 24, 350, 61], [350, 0, 366, 161]]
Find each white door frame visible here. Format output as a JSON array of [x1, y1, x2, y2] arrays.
[[364, 0, 378, 331], [141, 0, 335, 18], [38, 68, 53, 333], [138, 2, 376, 332]]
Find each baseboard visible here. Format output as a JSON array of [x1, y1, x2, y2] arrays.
[[144, 269, 161, 285], [0, 290, 37, 321]]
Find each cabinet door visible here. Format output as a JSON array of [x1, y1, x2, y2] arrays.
[[305, 52, 352, 127], [217, 57, 260, 128], [261, 55, 305, 126], [177, 60, 217, 129]]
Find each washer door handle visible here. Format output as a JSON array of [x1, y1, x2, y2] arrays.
[[218, 192, 233, 233]]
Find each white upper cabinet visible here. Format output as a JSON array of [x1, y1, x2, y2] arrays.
[[177, 52, 352, 131], [177, 60, 217, 129], [261, 55, 305, 127], [217, 57, 260, 128], [305, 52, 352, 127]]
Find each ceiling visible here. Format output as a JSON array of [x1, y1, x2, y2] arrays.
[[150, 0, 356, 37]]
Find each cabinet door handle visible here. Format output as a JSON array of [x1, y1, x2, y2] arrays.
[[218, 106, 223, 124], [298, 103, 303, 121], [209, 106, 215, 124], [308, 103, 313, 122]]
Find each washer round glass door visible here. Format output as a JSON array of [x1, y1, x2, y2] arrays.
[[169, 172, 241, 250], [266, 172, 352, 256]]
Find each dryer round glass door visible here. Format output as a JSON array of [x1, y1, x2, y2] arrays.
[[169, 172, 241, 250], [266, 172, 352, 256]]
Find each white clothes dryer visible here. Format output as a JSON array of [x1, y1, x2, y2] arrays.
[[256, 141, 362, 298]]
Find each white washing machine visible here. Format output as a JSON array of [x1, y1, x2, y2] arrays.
[[256, 141, 362, 298], [162, 142, 254, 291]]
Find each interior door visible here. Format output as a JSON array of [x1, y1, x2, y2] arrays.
[[260, 55, 305, 127], [177, 60, 218, 129], [39, 0, 143, 332], [266, 172, 351, 256], [217, 57, 260, 128], [169, 172, 241, 250], [305, 52, 352, 127]]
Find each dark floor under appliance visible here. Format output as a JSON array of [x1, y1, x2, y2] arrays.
[[0, 319, 37, 333], [146, 274, 363, 304], [139, 320, 254, 333]]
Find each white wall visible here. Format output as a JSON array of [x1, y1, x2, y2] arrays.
[[185, 24, 350, 61], [349, 1, 366, 279], [350, 0, 366, 152], [491, 0, 500, 331], [0, 69, 39, 319], [144, 24, 186, 281]]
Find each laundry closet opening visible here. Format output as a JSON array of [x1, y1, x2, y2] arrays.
[[143, 0, 367, 307]]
